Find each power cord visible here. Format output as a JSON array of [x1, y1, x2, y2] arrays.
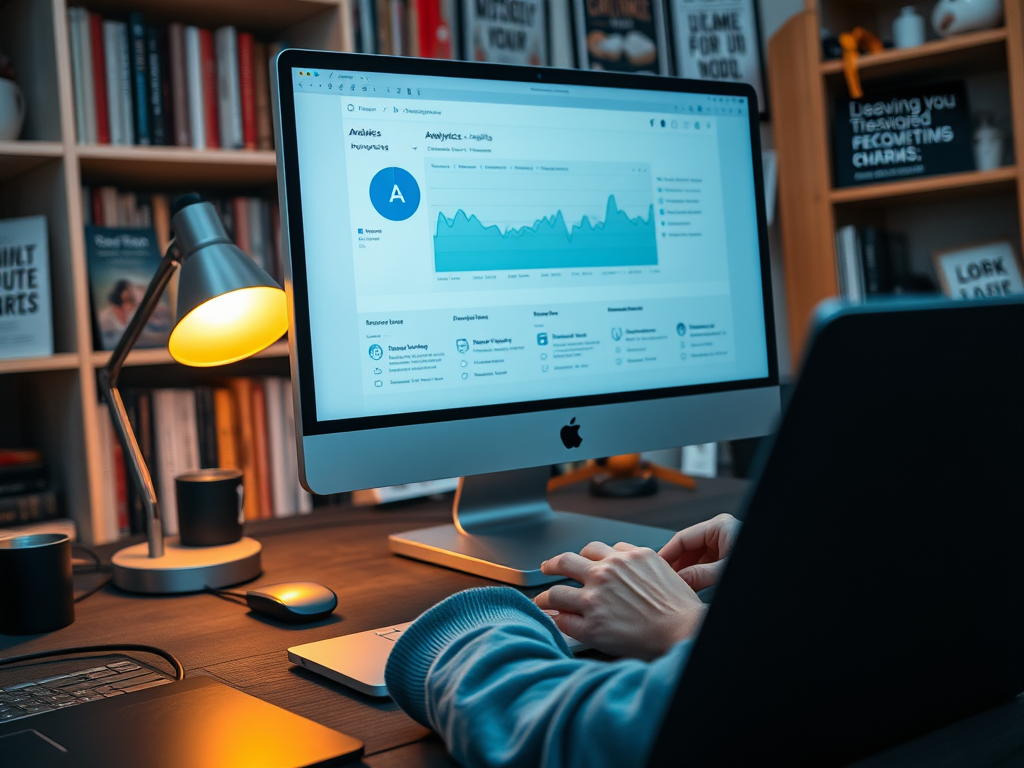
[[204, 586, 248, 606], [0, 644, 185, 681], [72, 543, 113, 603]]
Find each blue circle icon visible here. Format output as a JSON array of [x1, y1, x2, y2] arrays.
[[368, 344, 383, 360], [369, 167, 420, 221], [676, 322, 687, 337]]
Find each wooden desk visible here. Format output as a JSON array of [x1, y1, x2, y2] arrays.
[[2, 478, 1021, 767]]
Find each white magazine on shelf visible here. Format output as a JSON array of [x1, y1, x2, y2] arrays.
[[0, 215, 53, 360]]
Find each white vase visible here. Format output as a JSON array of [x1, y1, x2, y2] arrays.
[[894, 6, 926, 48], [932, 0, 1003, 37], [0, 78, 25, 141]]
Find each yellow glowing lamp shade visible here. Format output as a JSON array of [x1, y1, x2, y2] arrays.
[[167, 238, 288, 368], [169, 286, 288, 367]]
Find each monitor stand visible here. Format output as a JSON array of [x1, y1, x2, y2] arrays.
[[389, 466, 676, 586]]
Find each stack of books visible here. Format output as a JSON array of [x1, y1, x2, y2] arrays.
[[94, 378, 312, 543], [0, 449, 74, 541], [67, 8, 277, 150]]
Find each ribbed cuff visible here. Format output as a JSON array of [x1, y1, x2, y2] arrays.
[[384, 586, 568, 726]]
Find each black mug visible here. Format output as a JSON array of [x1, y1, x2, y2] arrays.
[[176, 469, 245, 547], [0, 533, 75, 635]]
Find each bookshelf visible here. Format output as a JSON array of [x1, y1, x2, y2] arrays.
[[0, 0, 352, 544], [768, 0, 1024, 359]]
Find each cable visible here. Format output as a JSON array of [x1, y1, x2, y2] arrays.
[[74, 572, 113, 603], [71, 543, 113, 603], [0, 645, 185, 681], [204, 587, 248, 606]]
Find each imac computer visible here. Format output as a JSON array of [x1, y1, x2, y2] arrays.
[[272, 52, 780, 586]]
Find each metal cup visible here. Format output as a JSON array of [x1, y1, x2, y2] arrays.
[[0, 533, 75, 635]]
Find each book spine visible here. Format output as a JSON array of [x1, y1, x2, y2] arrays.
[[237, 32, 256, 150], [0, 477, 47, 496], [390, 0, 404, 55], [283, 380, 313, 514], [69, 8, 88, 144], [112, 439, 130, 535], [145, 25, 166, 145], [247, 198, 266, 272], [232, 197, 251, 254], [103, 22, 124, 145], [219, 27, 243, 149], [128, 13, 150, 144], [227, 379, 259, 520], [77, 9, 98, 143], [358, 0, 377, 54], [270, 201, 282, 284], [184, 26, 205, 149], [95, 401, 120, 542], [263, 378, 289, 518], [195, 386, 220, 469], [252, 40, 273, 150], [90, 13, 110, 144], [376, 0, 392, 54], [250, 381, 273, 519], [199, 28, 220, 148], [117, 22, 135, 145], [167, 24, 190, 146], [213, 388, 239, 469], [0, 490, 61, 528]]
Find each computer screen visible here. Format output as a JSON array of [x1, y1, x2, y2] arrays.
[[284, 64, 772, 431]]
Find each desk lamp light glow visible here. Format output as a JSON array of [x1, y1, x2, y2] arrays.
[[103, 194, 288, 594]]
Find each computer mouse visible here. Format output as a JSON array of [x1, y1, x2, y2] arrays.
[[245, 582, 338, 623]]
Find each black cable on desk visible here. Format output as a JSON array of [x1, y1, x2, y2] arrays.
[[71, 543, 113, 603], [0, 645, 185, 681]]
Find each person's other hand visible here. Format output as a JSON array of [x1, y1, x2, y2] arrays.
[[534, 542, 706, 660], [659, 513, 741, 592]]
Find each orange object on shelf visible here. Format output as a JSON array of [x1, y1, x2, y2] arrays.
[[839, 27, 884, 99]]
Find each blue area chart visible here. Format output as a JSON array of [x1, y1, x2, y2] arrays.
[[433, 196, 659, 272]]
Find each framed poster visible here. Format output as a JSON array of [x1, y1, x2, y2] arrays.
[[462, 0, 549, 65], [932, 240, 1024, 300], [572, 0, 670, 75], [669, 0, 768, 117]]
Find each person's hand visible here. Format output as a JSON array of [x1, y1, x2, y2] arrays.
[[659, 513, 741, 592], [534, 542, 706, 660]]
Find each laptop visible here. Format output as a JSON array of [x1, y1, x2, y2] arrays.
[[648, 297, 1024, 766]]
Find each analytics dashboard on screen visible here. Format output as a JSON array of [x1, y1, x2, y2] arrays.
[[290, 68, 770, 422]]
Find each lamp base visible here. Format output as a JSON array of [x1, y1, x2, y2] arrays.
[[111, 536, 262, 594]]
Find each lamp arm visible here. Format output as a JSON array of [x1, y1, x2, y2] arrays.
[[97, 241, 183, 559]]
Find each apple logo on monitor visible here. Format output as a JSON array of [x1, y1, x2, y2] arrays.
[[560, 418, 582, 449]]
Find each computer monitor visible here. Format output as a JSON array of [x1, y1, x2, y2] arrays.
[[272, 52, 780, 585]]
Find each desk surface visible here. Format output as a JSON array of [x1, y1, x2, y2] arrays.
[[2, 478, 1022, 767]]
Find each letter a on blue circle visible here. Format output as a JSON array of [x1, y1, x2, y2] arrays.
[[369, 167, 420, 221]]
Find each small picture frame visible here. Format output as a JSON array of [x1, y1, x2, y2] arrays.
[[932, 240, 1024, 300], [572, 0, 670, 75], [669, 0, 768, 117], [461, 0, 549, 65]]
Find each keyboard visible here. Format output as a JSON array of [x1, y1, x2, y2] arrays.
[[0, 659, 173, 723]]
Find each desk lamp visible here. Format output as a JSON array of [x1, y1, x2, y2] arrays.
[[101, 194, 288, 594]]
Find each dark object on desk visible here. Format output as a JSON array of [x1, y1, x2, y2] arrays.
[[246, 582, 338, 623], [648, 297, 1024, 768], [548, 454, 696, 498], [0, 533, 74, 635], [0, 675, 363, 767], [176, 468, 245, 546]]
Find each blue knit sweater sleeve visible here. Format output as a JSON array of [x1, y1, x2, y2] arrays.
[[384, 586, 691, 768]]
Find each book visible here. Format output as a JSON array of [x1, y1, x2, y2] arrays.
[[0, 489, 61, 528], [215, 26, 243, 150], [95, 401, 120, 542], [463, 0, 546, 64], [417, 0, 454, 59], [263, 377, 289, 518], [128, 13, 151, 144], [227, 378, 259, 520], [232, 197, 251, 254], [69, 8, 89, 144], [167, 23, 190, 146], [252, 40, 273, 150], [859, 225, 891, 296], [90, 12, 110, 144], [376, 0, 393, 54], [200, 28, 220, 148], [357, 0, 377, 54], [835, 225, 865, 303], [85, 227, 173, 350], [116, 21, 135, 144], [238, 32, 257, 150], [0, 215, 54, 360], [832, 81, 973, 188], [102, 21, 124, 145], [250, 380, 273, 519], [195, 386, 219, 469], [145, 25, 166, 145], [152, 388, 201, 536], [247, 198, 269, 273], [78, 9, 98, 144], [573, 0, 667, 74], [184, 26, 205, 149], [281, 380, 313, 514], [213, 387, 239, 470], [0, 461, 47, 497], [112, 438, 130, 535]]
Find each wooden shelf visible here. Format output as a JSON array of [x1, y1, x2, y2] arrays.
[[820, 28, 1008, 80], [829, 166, 1018, 205], [76, 145, 277, 188], [0, 141, 64, 182], [0, 353, 80, 374], [91, 339, 289, 368]]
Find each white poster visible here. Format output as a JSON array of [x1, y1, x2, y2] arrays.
[[671, 0, 766, 114], [934, 241, 1024, 300], [0, 215, 53, 360], [463, 0, 548, 65]]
